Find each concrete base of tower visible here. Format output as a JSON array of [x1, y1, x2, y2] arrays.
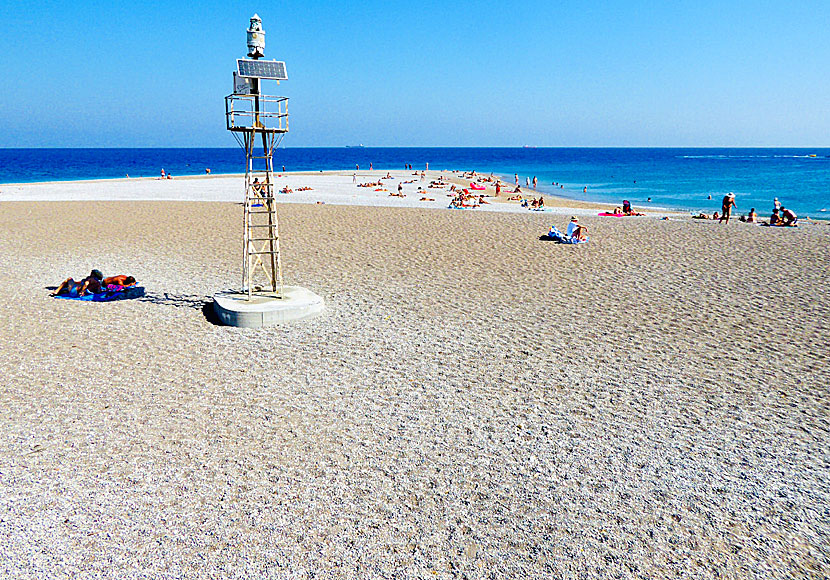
[[212, 286, 325, 328]]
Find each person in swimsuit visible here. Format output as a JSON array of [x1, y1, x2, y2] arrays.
[[720, 193, 736, 224], [102, 275, 136, 289], [52, 269, 103, 297], [781, 207, 798, 227]]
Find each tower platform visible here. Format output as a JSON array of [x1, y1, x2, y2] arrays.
[[213, 286, 324, 328]]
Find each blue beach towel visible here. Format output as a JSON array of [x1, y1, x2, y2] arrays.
[[54, 286, 145, 302]]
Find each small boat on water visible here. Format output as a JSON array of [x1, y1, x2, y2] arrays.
[[345, 144, 365, 148]]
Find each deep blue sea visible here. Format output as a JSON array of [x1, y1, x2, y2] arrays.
[[1, 147, 828, 216]]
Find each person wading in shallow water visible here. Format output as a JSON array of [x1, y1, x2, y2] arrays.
[[720, 193, 736, 224]]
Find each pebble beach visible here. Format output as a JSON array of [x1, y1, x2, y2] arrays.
[[0, 173, 828, 578]]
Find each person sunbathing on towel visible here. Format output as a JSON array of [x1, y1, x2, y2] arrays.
[[566, 217, 588, 241], [52, 269, 103, 297], [102, 275, 137, 290]]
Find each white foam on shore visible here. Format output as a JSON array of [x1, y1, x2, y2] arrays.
[[0, 172, 612, 217]]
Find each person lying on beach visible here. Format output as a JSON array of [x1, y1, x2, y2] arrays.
[[692, 213, 711, 219], [566, 217, 588, 241], [101, 275, 136, 289], [52, 269, 104, 297], [420, 196, 435, 202], [508, 195, 522, 201], [513, 186, 522, 194], [780, 207, 798, 226]]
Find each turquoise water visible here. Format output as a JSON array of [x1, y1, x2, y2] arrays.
[[1, 148, 828, 216]]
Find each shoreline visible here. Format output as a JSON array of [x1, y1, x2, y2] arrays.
[[4, 169, 825, 223], [0, 170, 678, 217]]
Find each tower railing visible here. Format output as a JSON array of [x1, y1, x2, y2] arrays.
[[225, 94, 289, 133]]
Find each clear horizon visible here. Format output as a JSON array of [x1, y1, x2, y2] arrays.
[[2, 1, 828, 148], [2, 146, 830, 150]]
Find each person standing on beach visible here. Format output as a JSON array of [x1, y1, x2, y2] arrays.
[[532, 176, 537, 190], [774, 197, 781, 212], [514, 174, 519, 186], [720, 193, 736, 224], [496, 182, 501, 197]]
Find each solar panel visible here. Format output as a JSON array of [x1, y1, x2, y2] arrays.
[[237, 59, 287, 80]]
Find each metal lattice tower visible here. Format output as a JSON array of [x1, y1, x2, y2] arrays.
[[224, 14, 289, 300]]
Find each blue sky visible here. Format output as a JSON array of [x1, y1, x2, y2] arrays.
[[1, 1, 828, 147]]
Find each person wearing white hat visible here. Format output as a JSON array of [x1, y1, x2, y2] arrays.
[[720, 193, 736, 224], [566, 216, 588, 241]]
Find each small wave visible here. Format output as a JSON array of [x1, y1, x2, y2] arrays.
[[679, 154, 826, 160]]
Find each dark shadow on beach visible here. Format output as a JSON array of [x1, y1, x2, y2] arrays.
[[138, 292, 223, 326]]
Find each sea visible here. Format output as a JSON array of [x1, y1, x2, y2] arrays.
[[1, 147, 828, 216]]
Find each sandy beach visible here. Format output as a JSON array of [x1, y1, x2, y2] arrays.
[[1, 177, 828, 578]]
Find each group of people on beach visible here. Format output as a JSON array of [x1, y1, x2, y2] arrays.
[[694, 194, 798, 226], [51, 270, 136, 298]]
